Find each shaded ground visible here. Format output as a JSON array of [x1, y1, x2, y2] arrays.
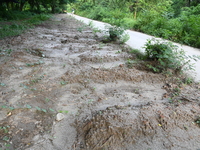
[[0, 14, 200, 150]]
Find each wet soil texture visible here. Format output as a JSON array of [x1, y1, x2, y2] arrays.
[[0, 14, 200, 150]]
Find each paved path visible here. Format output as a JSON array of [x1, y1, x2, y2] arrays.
[[69, 14, 200, 82]]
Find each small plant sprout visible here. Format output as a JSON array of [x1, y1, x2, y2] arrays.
[[26, 60, 44, 67], [115, 50, 121, 54], [0, 83, 6, 86], [88, 99, 94, 104], [49, 108, 55, 112], [77, 24, 87, 32], [59, 110, 69, 114], [92, 27, 101, 34], [0, 126, 10, 134], [60, 81, 68, 85], [0, 49, 12, 56], [88, 21, 94, 28], [45, 98, 50, 102], [26, 104, 32, 109], [196, 117, 200, 127]]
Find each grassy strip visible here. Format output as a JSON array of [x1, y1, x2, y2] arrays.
[[0, 12, 51, 39]]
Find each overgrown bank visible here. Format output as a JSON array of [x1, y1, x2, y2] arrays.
[[0, 0, 76, 39], [73, 0, 200, 48]]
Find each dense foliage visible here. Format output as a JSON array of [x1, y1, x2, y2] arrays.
[[0, 0, 75, 15], [0, 0, 199, 48], [0, 0, 75, 38], [73, 0, 200, 48]]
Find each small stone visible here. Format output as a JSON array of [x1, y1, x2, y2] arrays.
[[74, 35, 79, 40], [56, 113, 65, 121], [33, 135, 41, 142], [61, 39, 68, 43]]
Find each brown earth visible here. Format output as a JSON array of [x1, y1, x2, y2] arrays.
[[0, 14, 200, 150]]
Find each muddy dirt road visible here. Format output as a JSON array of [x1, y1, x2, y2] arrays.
[[0, 14, 200, 150]]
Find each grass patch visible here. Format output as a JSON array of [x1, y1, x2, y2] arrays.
[[0, 12, 51, 39]]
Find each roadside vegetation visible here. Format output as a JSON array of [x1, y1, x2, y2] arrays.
[[0, 0, 75, 39], [0, 12, 51, 39], [72, 0, 200, 48], [128, 38, 200, 75]]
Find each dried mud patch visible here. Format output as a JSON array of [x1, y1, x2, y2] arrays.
[[61, 67, 165, 84], [76, 102, 200, 150], [0, 108, 54, 150]]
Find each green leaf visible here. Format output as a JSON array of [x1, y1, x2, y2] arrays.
[[0, 83, 6, 86], [49, 108, 55, 112], [3, 136, 9, 141], [1, 105, 7, 108], [59, 110, 69, 114], [8, 107, 14, 110], [42, 109, 47, 113], [26, 104, 32, 109], [36, 106, 41, 111], [45, 98, 50, 102], [60, 81, 67, 85]]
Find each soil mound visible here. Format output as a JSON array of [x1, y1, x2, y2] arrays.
[[76, 103, 200, 150]]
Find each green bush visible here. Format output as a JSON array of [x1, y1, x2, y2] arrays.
[[78, 2, 94, 11], [121, 18, 137, 29], [0, 10, 35, 20], [132, 4, 200, 48], [87, 6, 110, 21], [180, 14, 200, 47], [144, 38, 198, 74], [76, 2, 200, 48], [101, 25, 129, 43], [106, 25, 125, 41]]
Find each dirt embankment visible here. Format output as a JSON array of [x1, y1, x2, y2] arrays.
[[0, 14, 200, 150]]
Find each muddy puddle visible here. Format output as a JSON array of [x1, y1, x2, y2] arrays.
[[0, 14, 200, 150]]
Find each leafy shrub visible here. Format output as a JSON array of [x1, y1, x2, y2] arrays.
[[179, 14, 200, 47], [102, 18, 124, 26], [144, 38, 199, 74], [101, 25, 129, 43], [132, 4, 200, 48], [78, 2, 94, 11], [120, 33, 130, 44], [121, 18, 137, 29], [105, 25, 124, 40], [87, 6, 110, 21], [0, 10, 35, 20]]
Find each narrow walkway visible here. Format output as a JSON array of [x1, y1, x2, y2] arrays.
[[69, 14, 200, 82]]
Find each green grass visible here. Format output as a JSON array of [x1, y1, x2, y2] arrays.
[[0, 12, 51, 39]]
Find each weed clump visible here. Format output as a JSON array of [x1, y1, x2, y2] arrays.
[[143, 38, 199, 74], [128, 38, 200, 76], [102, 25, 129, 43]]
